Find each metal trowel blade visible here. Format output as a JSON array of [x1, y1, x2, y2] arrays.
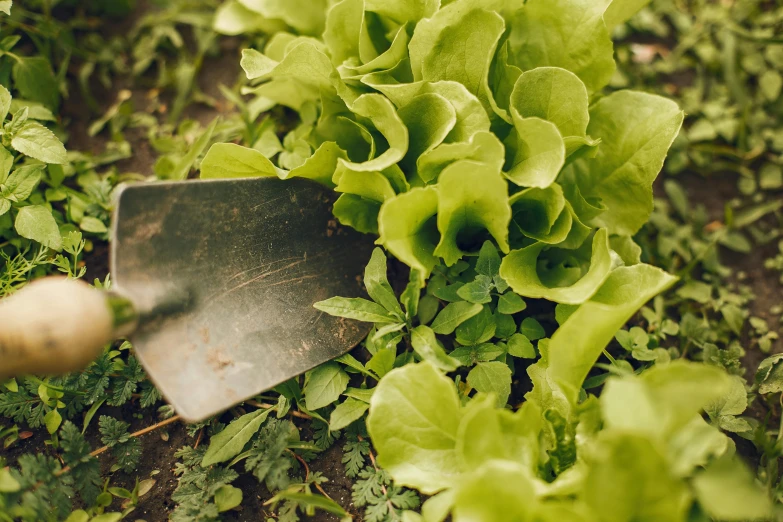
[[110, 177, 374, 422]]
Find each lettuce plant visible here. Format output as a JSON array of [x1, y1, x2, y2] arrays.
[[204, 0, 682, 307], [200, 1, 771, 520]]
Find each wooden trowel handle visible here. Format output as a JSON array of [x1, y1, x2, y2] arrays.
[[0, 277, 137, 380]]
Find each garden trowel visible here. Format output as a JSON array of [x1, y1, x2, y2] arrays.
[[0, 178, 375, 422]]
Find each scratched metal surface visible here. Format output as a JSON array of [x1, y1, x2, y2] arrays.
[[111, 177, 374, 422]]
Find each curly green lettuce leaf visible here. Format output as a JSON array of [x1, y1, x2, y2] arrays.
[[692, 455, 773, 521], [340, 93, 410, 172], [569, 91, 684, 236], [508, 184, 573, 246], [378, 187, 440, 282], [333, 194, 381, 234], [398, 93, 457, 172], [241, 43, 351, 110], [340, 24, 412, 80], [506, 0, 615, 93], [603, 0, 652, 31], [365, 0, 439, 24], [499, 229, 614, 305], [584, 432, 692, 522], [543, 263, 678, 406], [367, 80, 491, 143], [214, 1, 288, 35], [322, 0, 363, 66], [434, 160, 511, 265], [238, 0, 328, 35], [367, 362, 462, 494], [510, 67, 589, 139], [418, 130, 504, 184], [410, 4, 505, 115], [451, 461, 539, 522], [504, 116, 565, 188], [601, 361, 732, 439]]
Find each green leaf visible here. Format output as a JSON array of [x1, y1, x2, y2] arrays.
[[500, 229, 614, 305], [329, 398, 369, 431], [398, 93, 457, 172], [721, 304, 746, 335], [169, 118, 218, 180], [602, 361, 732, 438], [456, 275, 493, 304], [609, 235, 642, 266], [504, 117, 565, 188], [507, 0, 616, 93], [510, 67, 589, 138], [413, 5, 505, 115], [80, 216, 108, 234], [364, 0, 438, 24], [200, 143, 277, 179], [369, 80, 491, 144], [367, 363, 462, 494], [569, 91, 684, 236], [507, 333, 535, 358], [0, 84, 10, 121], [281, 141, 346, 187], [364, 247, 403, 317], [509, 185, 573, 247], [704, 375, 750, 433], [756, 354, 783, 395], [304, 362, 350, 410], [452, 461, 538, 521], [367, 347, 396, 379], [340, 94, 409, 173], [378, 187, 440, 283], [12, 56, 59, 110], [322, 0, 362, 66], [0, 468, 20, 493], [519, 317, 546, 340], [269, 491, 350, 518], [467, 362, 512, 407], [431, 301, 483, 335], [10, 99, 57, 122], [0, 144, 12, 182], [498, 292, 527, 314], [44, 408, 62, 434], [434, 160, 511, 265], [418, 131, 504, 184], [759, 69, 782, 102], [2, 165, 42, 202], [10, 122, 67, 164], [333, 193, 381, 234], [238, 0, 328, 35], [455, 305, 496, 345], [214, 1, 286, 35], [314, 296, 396, 324], [410, 325, 461, 372], [692, 456, 773, 521], [15, 205, 62, 250], [603, 0, 652, 31], [543, 264, 678, 405], [585, 432, 691, 522], [401, 269, 423, 317], [202, 408, 272, 466], [476, 240, 502, 279], [214, 484, 243, 512], [242, 43, 342, 111]]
